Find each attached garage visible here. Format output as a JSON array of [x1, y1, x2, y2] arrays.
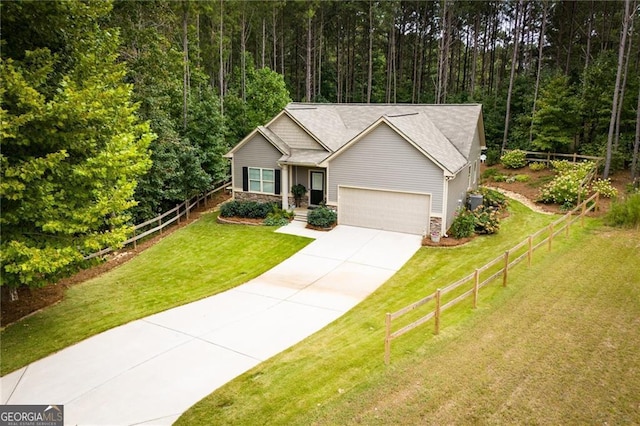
[[338, 186, 431, 235]]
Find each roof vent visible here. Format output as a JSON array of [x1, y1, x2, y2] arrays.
[[386, 112, 419, 117]]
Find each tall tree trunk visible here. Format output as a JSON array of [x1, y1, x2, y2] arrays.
[[436, 0, 451, 104], [306, 10, 312, 102], [632, 84, 640, 180], [182, 0, 189, 131], [240, 7, 247, 102], [604, 0, 631, 178], [261, 18, 266, 69], [502, 0, 522, 153], [530, 0, 547, 144], [317, 8, 323, 99], [219, 0, 224, 116], [367, 0, 373, 103], [272, 6, 277, 71], [470, 13, 479, 96], [615, 9, 634, 149], [584, 0, 594, 70]]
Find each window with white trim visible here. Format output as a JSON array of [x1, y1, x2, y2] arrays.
[[249, 167, 275, 194]]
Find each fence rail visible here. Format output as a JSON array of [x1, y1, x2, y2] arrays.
[[507, 150, 604, 165], [384, 192, 600, 365], [83, 177, 231, 261]]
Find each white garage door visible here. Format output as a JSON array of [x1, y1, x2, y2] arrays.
[[338, 186, 431, 235]]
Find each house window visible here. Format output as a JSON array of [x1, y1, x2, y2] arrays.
[[249, 167, 275, 194]]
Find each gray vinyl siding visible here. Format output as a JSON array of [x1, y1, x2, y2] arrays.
[[327, 123, 445, 213], [445, 166, 471, 230], [269, 114, 324, 150], [290, 166, 313, 187], [233, 134, 282, 190]]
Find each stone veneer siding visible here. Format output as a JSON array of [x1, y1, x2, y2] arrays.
[[235, 191, 282, 207], [430, 217, 442, 236]]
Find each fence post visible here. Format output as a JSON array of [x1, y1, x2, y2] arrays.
[[133, 228, 137, 249], [503, 251, 510, 287], [384, 313, 392, 365], [159, 216, 163, 235], [528, 235, 533, 266], [473, 269, 480, 309], [434, 289, 441, 335], [185, 199, 190, 220], [565, 213, 571, 236], [176, 204, 180, 224], [548, 223, 554, 251]]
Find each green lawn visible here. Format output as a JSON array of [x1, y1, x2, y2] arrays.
[[178, 201, 630, 425], [0, 213, 311, 376]]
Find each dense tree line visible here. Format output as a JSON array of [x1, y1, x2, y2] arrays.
[[2, 0, 639, 291]]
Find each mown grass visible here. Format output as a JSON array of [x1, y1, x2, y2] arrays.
[[177, 201, 625, 425], [0, 213, 311, 376]]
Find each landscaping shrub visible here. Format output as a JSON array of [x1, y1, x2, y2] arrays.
[[591, 178, 618, 198], [485, 149, 501, 166], [605, 192, 640, 228], [449, 208, 475, 239], [472, 207, 501, 234], [500, 149, 527, 169], [263, 206, 294, 226], [493, 174, 508, 182], [514, 174, 530, 183], [529, 162, 547, 171], [474, 187, 508, 210], [481, 167, 500, 180], [220, 200, 276, 219], [307, 206, 337, 228], [538, 161, 595, 208]]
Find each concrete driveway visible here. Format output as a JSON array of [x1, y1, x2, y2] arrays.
[[1, 223, 421, 425]]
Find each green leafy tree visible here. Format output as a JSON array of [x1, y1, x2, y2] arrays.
[[0, 1, 154, 290], [225, 55, 291, 144], [531, 74, 581, 152]]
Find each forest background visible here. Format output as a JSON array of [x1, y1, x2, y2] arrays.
[[2, 0, 639, 290]]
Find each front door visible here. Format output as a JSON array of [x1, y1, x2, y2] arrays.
[[309, 171, 325, 206]]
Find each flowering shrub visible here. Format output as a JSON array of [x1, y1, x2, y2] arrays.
[[500, 150, 528, 169], [538, 161, 595, 208], [449, 208, 475, 239], [591, 178, 618, 198], [529, 162, 547, 171], [472, 207, 501, 234]]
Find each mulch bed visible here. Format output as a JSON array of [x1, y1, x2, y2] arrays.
[[422, 235, 475, 247]]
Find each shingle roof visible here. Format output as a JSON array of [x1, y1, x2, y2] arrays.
[[280, 103, 483, 174]]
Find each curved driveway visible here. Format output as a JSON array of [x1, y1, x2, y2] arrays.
[[1, 223, 421, 425]]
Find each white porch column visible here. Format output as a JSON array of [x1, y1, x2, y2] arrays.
[[281, 164, 289, 209]]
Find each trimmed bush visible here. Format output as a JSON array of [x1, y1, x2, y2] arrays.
[[514, 174, 530, 183], [449, 208, 475, 239], [220, 200, 276, 219], [307, 206, 337, 228], [500, 149, 527, 169], [605, 192, 640, 228]]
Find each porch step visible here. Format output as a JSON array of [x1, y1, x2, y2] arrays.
[[292, 208, 308, 223], [293, 212, 307, 222]]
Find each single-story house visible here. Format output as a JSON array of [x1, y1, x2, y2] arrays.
[[224, 103, 486, 236]]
